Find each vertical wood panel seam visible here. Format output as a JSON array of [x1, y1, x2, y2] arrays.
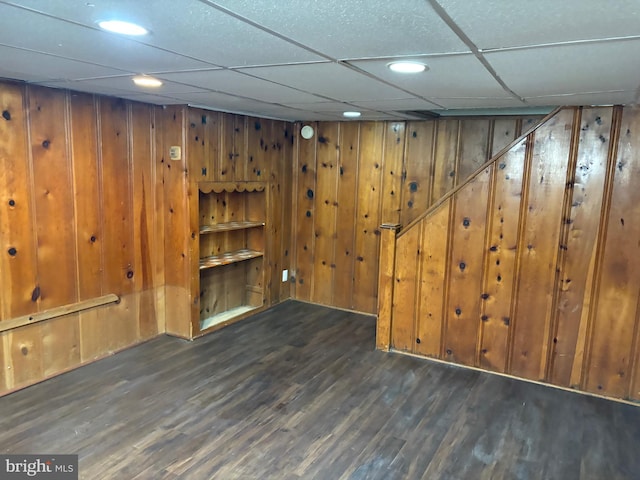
[[64, 90, 79, 302], [242, 116, 249, 180], [126, 102, 138, 337], [350, 123, 361, 309], [63, 90, 81, 367], [453, 120, 462, 188], [95, 96, 106, 298], [535, 111, 577, 380], [515, 118, 523, 138], [290, 123, 300, 298], [476, 165, 497, 367], [398, 121, 409, 222], [412, 219, 426, 352], [426, 121, 437, 211], [181, 108, 191, 309], [440, 197, 456, 357], [506, 131, 535, 373], [375, 123, 386, 305], [486, 119, 496, 163], [22, 86, 44, 379], [23, 86, 41, 313], [330, 123, 341, 306], [545, 107, 582, 381], [308, 123, 318, 303], [377, 122, 388, 235], [581, 105, 623, 390]]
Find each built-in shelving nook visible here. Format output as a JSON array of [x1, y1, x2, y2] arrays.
[[197, 181, 267, 335]]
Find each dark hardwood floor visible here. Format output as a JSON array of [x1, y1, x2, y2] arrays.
[[1, 300, 639, 479]]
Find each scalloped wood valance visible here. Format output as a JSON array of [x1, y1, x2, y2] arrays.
[[198, 181, 266, 194]]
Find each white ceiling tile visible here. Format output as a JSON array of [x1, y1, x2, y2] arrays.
[[210, 0, 468, 58], [350, 98, 441, 110], [35, 80, 135, 97], [524, 91, 636, 107], [0, 3, 211, 73], [486, 39, 640, 97], [433, 97, 528, 109], [282, 101, 363, 113], [157, 70, 327, 103], [44, 76, 210, 95], [291, 112, 341, 121], [348, 54, 510, 100], [238, 63, 409, 102], [355, 111, 407, 120], [0, 45, 129, 82], [2, 0, 638, 119], [112, 93, 188, 105], [179, 91, 279, 112], [432, 106, 554, 117], [437, 0, 640, 49], [7, 0, 324, 67]]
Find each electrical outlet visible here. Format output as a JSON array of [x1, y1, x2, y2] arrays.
[[169, 145, 181, 160], [282, 269, 288, 282]]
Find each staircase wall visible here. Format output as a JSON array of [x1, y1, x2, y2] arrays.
[[381, 106, 640, 402]]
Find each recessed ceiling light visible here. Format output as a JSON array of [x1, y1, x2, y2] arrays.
[[343, 111, 361, 118], [133, 75, 163, 88], [98, 20, 148, 36], [387, 61, 428, 74]]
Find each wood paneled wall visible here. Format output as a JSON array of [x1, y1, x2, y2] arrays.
[[163, 108, 293, 338], [379, 106, 640, 402], [292, 116, 542, 314], [0, 81, 293, 394], [0, 82, 164, 394]]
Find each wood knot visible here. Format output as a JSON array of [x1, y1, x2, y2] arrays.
[[7, 247, 17, 256], [2, 110, 10, 121], [127, 271, 134, 279], [8, 199, 15, 207], [21, 346, 29, 356], [42, 139, 51, 149]]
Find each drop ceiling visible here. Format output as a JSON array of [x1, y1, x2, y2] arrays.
[[1, 0, 639, 121]]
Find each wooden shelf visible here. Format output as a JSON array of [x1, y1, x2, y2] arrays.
[[194, 180, 267, 338], [199, 249, 263, 270], [200, 305, 261, 331], [200, 221, 265, 234]]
